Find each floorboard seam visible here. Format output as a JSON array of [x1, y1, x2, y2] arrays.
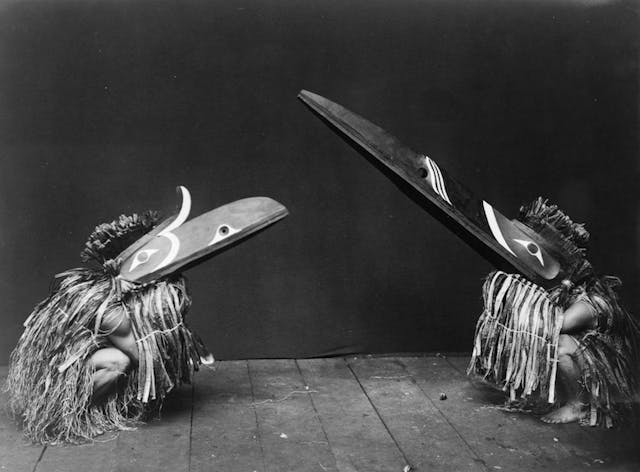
[[294, 360, 339, 469], [187, 381, 195, 472], [345, 358, 412, 470], [397, 359, 490, 472], [31, 445, 47, 472], [444, 356, 466, 376], [247, 361, 268, 472], [443, 358, 598, 465]]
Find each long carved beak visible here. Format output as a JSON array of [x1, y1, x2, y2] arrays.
[[118, 186, 288, 284], [298, 90, 563, 286]]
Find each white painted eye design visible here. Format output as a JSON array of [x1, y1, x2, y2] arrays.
[[129, 249, 159, 272], [513, 239, 545, 267], [208, 224, 240, 246]]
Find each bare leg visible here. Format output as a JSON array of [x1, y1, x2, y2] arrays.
[[560, 300, 597, 335], [100, 309, 139, 366], [89, 347, 131, 403], [540, 299, 596, 424], [89, 309, 139, 402], [541, 334, 588, 424]]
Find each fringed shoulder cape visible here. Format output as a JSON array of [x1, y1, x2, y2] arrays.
[[5, 214, 210, 444], [469, 270, 640, 427]]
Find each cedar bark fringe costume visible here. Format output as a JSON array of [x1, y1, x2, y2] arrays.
[[469, 199, 640, 427], [6, 214, 207, 444], [297, 91, 640, 428], [5, 188, 288, 444]]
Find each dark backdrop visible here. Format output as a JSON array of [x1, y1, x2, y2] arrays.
[[1, 0, 638, 364]]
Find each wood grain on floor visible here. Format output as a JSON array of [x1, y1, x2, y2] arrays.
[[1, 357, 638, 472]]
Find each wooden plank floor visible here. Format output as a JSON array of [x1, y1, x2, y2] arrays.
[[1, 357, 639, 472]]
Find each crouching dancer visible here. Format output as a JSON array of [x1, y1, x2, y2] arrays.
[[6, 186, 287, 444], [295, 91, 640, 428], [469, 198, 640, 427]]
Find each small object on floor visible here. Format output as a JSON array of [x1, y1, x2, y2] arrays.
[[440, 393, 447, 400], [403, 465, 412, 472], [279, 433, 288, 439]]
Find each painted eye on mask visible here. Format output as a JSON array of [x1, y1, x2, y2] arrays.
[[512, 239, 545, 267], [129, 248, 159, 272], [208, 224, 241, 246]]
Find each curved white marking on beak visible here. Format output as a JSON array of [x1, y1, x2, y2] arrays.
[[153, 186, 192, 271], [483, 201, 516, 256], [422, 155, 452, 205], [423, 157, 439, 193], [429, 157, 452, 205]]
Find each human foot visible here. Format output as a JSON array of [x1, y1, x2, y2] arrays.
[[541, 401, 587, 424]]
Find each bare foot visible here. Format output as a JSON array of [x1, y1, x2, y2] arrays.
[[541, 401, 587, 424], [200, 353, 215, 366]]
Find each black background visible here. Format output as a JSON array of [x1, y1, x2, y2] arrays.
[[1, 0, 638, 364]]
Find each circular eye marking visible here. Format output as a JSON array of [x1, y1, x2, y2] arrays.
[[418, 167, 429, 179], [208, 223, 240, 246], [129, 248, 159, 272], [513, 238, 545, 267]]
